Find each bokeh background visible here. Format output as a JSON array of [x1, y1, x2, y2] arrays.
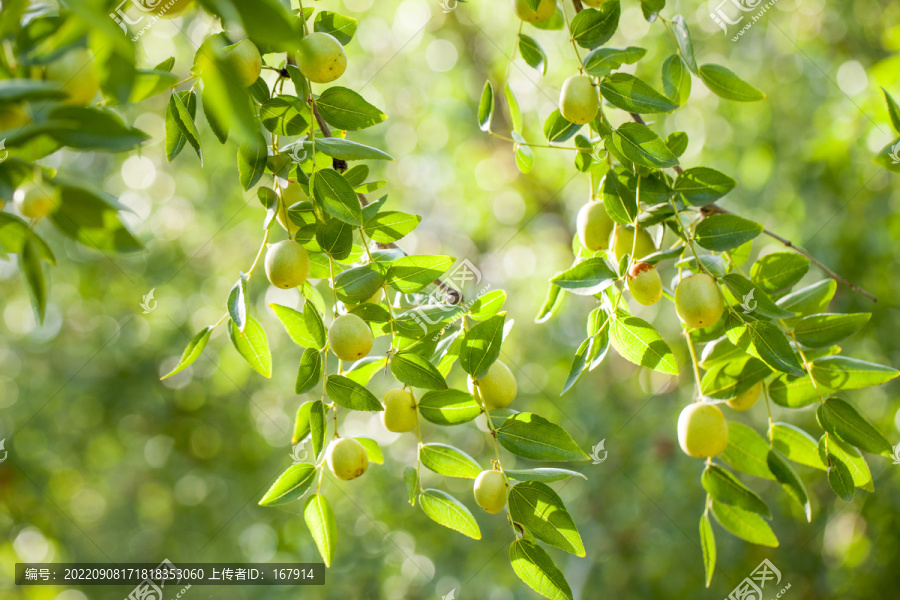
[[2, 0, 900, 598]]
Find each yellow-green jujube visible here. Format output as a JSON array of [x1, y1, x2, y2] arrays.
[[264, 240, 309, 289], [727, 381, 762, 411], [627, 261, 663, 305], [512, 0, 556, 23], [474, 469, 508, 514], [159, 0, 195, 17], [581, 0, 606, 6], [15, 184, 56, 220], [382, 389, 417, 433], [559, 75, 599, 125], [45, 48, 99, 105], [326, 438, 368, 480], [468, 360, 517, 410], [576, 201, 615, 252], [345, 288, 385, 311], [674, 273, 725, 329], [276, 182, 307, 234], [677, 403, 729, 458], [225, 39, 262, 87], [0, 104, 30, 131], [611, 225, 656, 262], [328, 314, 374, 362], [297, 32, 347, 84]]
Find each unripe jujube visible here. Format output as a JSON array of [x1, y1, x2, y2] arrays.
[[474, 469, 508, 514], [345, 288, 385, 311], [382, 389, 417, 433], [297, 33, 347, 84], [581, 0, 606, 6], [560, 75, 599, 125], [264, 240, 309, 289], [225, 39, 262, 87], [611, 225, 656, 262], [512, 0, 556, 23], [727, 381, 762, 411], [576, 201, 615, 252], [15, 184, 56, 220], [627, 261, 663, 305], [468, 360, 517, 410], [674, 273, 725, 329], [677, 403, 729, 458], [328, 314, 374, 362], [45, 48, 99, 105], [326, 438, 368, 480]]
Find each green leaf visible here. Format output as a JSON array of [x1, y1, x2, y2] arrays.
[[226, 273, 249, 333], [387, 255, 455, 293], [0, 79, 63, 102], [505, 468, 587, 483], [535, 282, 562, 324], [0, 215, 54, 263], [600, 73, 678, 113], [404, 466, 418, 506], [316, 219, 354, 260], [819, 435, 872, 492], [364, 211, 421, 244], [459, 314, 506, 380], [310, 401, 326, 460], [826, 455, 855, 501], [420, 443, 482, 479], [418, 389, 482, 426], [720, 273, 795, 319], [817, 397, 892, 455], [313, 169, 363, 226], [700, 355, 770, 400], [874, 137, 900, 173], [883, 87, 900, 134], [497, 413, 589, 462], [670, 15, 698, 74], [354, 438, 384, 464], [544, 109, 582, 143], [661, 54, 691, 105], [419, 489, 481, 540], [613, 122, 679, 169], [292, 401, 315, 444], [700, 513, 715, 588], [304, 494, 337, 567], [719, 421, 775, 480], [518, 34, 548, 75], [165, 91, 197, 162], [21, 238, 46, 322], [711, 501, 778, 547], [314, 10, 358, 45], [792, 313, 870, 348], [509, 539, 573, 600], [229, 316, 272, 378], [751, 252, 810, 294], [702, 465, 770, 518], [812, 356, 899, 393], [550, 257, 617, 295], [478, 81, 494, 132], [609, 315, 678, 375], [674, 167, 736, 206], [766, 450, 811, 521], [325, 375, 383, 411], [47, 106, 149, 152], [260, 95, 309, 136], [699, 64, 766, 102], [270, 304, 317, 348], [315, 87, 386, 131], [570, 1, 621, 49], [161, 326, 214, 379], [582, 46, 646, 78], [769, 423, 825, 470], [52, 181, 142, 253], [512, 131, 534, 174], [344, 356, 387, 386], [295, 348, 323, 394], [302, 138, 393, 161], [694, 214, 763, 251], [746, 320, 804, 376], [561, 338, 591, 395], [391, 353, 448, 390], [506, 83, 523, 132], [238, 134, 268, 191], [258, 463, 316, 506], [468, 290, 507, 321], [508, 481, 585, 556]]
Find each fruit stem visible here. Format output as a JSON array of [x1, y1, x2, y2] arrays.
[[560, 0, 584, 69], [245, 228, 270, 278], [685, 330, 703, 398]]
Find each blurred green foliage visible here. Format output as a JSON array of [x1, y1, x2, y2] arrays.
[[2, 0, 900, 599]]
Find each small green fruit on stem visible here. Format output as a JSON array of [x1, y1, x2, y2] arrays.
[[264, 240, 309, 289], [611, 225, 656, 262], [677, 403, 729, 458], [576, 201, 615, 251], [382, 389, 417, 433], [512, 0, 557, 23], [297, 32, 347, 84], [468, 360, 517, 410], [727, 381, 762, 411], [328, 314, 374, 361], [326, 438, 368, 480], [44, 48, 99, 105], [627, 261, 663, 305], [674, 273, 725, 329], [559, 75, 599, 125], [474, 469, 508, 514], [15, 184, 57, 220], [225, 39, 262, 87]]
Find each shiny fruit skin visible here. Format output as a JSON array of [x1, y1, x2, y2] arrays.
[[276, 183, 307, 235], [560, 75, 599, 125], [576, 201, 615, 251], [345, 288, 385, 311], [468, 360, 517, 410], [264, 240, 309, 289], [226, 39, 262, 87], [674, 273, 725, 329], [627, 261, 663, 305], [328, 314, 374, 362], [159, 0, 195, 17], [677, 403, 729, 458], [611, 225, 656, 262], [474, 470, 508, 514], [727, 381, 762, 411], [297, 33, 347, 84], [382, 389, 417, 433], [45, 48, 99, 105], [512, 0, 556, 23], [326, 438, 368, 480], [16, 184, 56, 220]]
